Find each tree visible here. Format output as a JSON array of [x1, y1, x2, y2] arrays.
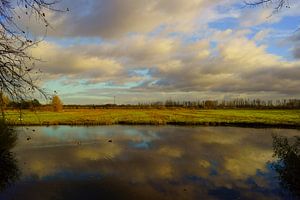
[[0, 92, 10, 108], [52, 95, 63, 112], [245, 0, 290, 12], [0, 92, 10, 117], [0, 118, 19, 191], [31, 99, 41, 107], [271, 135, 300, 198], [0, 0, 65, 103]]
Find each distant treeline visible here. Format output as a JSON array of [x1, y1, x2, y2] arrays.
[[2, 95, 63, 112], [4, 98, 300, 110], [5, 99, 41, 110], [63, 99, 300, 109]]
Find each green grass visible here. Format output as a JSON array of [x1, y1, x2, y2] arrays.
[[4, 108, 300, 128]]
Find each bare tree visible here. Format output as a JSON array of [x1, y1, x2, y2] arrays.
[[0, 0, 64, 105], [245, 0, 291, 12]]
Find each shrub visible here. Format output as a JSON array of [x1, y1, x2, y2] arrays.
[[52, 95, 63, 112]]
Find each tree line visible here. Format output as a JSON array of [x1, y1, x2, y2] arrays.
[[137, 99, 300, 109], [63, 98, 300, 109], [2, 92, 300, 110], [1, 93, 63, 112]]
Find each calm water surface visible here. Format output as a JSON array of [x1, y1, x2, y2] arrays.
[[1, 126, 300, 200]]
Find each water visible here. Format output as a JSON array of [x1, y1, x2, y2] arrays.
[[1, 126, 300, 200]]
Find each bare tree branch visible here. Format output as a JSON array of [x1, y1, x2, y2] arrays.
[[0, 0, 65, 103], [245, 0, 290, 12]]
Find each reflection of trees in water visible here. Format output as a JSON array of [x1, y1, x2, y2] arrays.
[[0, 120, 20, 191], [272, 134, 300, 198]]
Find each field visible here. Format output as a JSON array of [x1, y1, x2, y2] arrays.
[[3, 108, 300, 128]]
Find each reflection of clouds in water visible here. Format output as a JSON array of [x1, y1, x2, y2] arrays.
[[192, 127, 275, 179], [76, 143, 122, 161], [16, 126, 160, 148], [20, 143, 123, 178], [27, 160, 57, 178], [9, 126, 300, 199], [157, 146, 183, 158], [224, 146, 273, 179]]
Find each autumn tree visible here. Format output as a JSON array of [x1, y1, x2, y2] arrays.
[[52, 95, 63, 112], [0, 92, 10, 117], [0, 92, 10, 109]]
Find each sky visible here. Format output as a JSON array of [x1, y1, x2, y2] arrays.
[[24, 0, 300, 104]]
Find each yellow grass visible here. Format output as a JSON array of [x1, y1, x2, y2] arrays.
[[4, 108, 300, 128]]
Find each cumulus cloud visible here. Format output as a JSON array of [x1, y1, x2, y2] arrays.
[[30, 41, 144, 85], [31, 28, 300, 100], [23, 0, 242, 39], [137, 32, 300, 95], [22, 0, 300, 103]]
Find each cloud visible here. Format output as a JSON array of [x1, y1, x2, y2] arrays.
[[239, 1, 300, 27], [31, 28, 300, 100], [22, 0, 241, 39], [294, 46, 300, 58], [20, 0, 300, 103], [139, 32, 300, 95], [239, 8, 280, 27], [254, 29, 272, 41], [290, 32, 300, 59], [30, 41, 143, 85]]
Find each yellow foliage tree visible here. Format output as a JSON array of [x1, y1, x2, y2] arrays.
[[52, 95, 63, 112], [0, 93, 10, 109]]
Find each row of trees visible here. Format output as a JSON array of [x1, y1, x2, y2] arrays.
[[5, 98, 300, 110], [1, 93, 63, 111], [137, 99, 300, 109], [62, 98, 300, 109]]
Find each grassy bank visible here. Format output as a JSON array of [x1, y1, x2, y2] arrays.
[[4, 108, 300, 128]]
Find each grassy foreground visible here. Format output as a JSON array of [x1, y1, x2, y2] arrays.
[[4, 108, 300, 128]]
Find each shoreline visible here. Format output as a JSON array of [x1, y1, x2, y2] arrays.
[[7, 121, 300, 129]]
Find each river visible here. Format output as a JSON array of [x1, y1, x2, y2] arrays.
[[0, 126, 299, 200]]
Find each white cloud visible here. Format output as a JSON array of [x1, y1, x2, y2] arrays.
[[22, 0, 300, 103], [31, 28, 300, 101]]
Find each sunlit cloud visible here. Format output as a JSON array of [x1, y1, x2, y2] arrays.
[[25, 0, 300, 103]]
